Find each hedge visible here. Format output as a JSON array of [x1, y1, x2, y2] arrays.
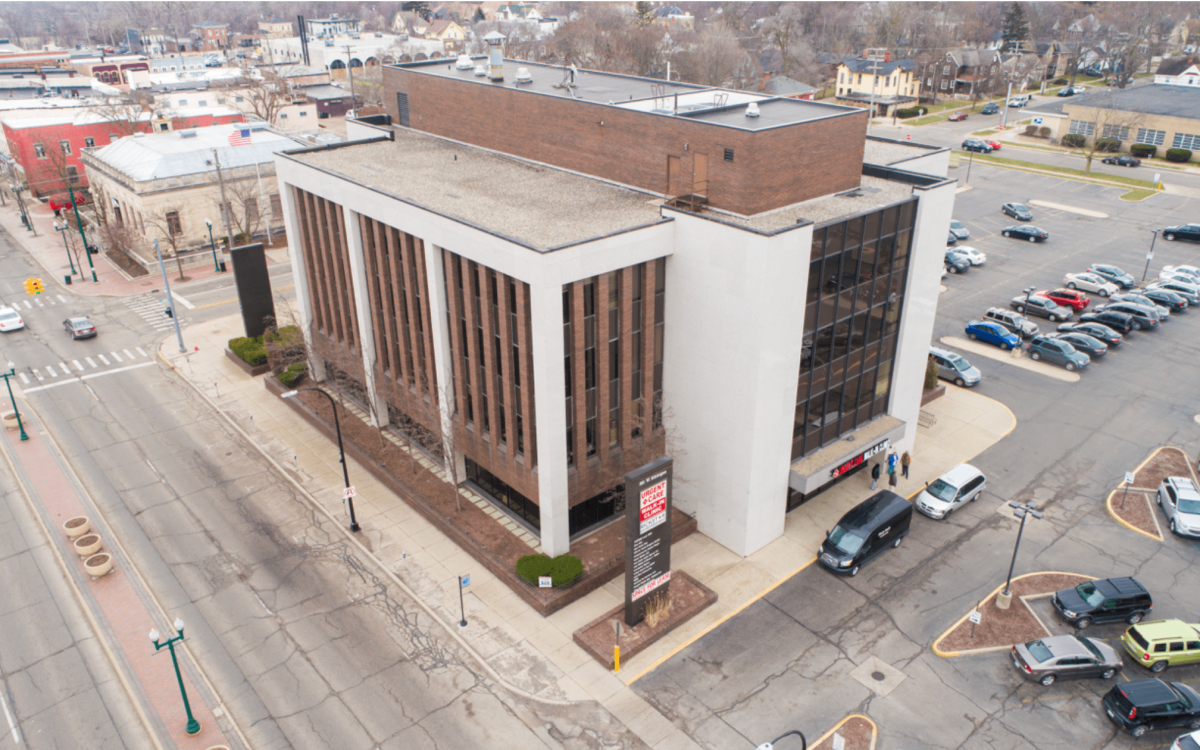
[[278, 362, 307, 388], [1166, 147, 1193, 163], [515, 553, 584, 588], [1061, 134, 1086, 148], [1052, 78, 1069, 86], [895, 106, 927, 118], [924, 356, 939, 390], [1038, 127, 1051, 138], [228, 335, 267, 366], [1095, 137, 1121, 153], [1130, 144, 1157, 158], [1024, 124, 1038, 135]]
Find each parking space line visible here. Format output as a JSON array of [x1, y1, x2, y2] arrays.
[[940, 336, 1081, 383]]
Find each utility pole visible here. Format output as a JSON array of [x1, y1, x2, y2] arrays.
[[999, 81, 1014, 130], [866, 57, 884, 135], [211, 149, 235, 253], [343, 45, 357, 107]]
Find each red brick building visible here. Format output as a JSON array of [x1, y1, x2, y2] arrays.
[[192, 22, 229, 52], [4, 107, 245, 197]]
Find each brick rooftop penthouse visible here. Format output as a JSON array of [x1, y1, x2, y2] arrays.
[[383, 58, 871, 216]]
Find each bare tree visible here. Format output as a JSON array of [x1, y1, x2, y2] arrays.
[[220, 178, 266, 243], [143, 205, 189, 280], [222, 62, 292, 127], [670, 25, 757, 88], [92, 92, 157, 138], [1072, 94, 1147, 173]]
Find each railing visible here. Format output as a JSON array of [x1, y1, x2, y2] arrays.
[[918, 409, 938, 428]]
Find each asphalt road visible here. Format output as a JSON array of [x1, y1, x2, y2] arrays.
[[634, 167, 1200, 749], [0, 230, 627, 750]]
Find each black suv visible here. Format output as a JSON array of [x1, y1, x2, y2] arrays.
[[1163, 223, 1200, 242], [1100, 301, 1161, 330], [1103, 679, 1200, 737], [1053, 577, 1153, 629], [1079, 309, 1134, 334]]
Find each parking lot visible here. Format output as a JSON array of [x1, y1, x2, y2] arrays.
[[634, 163, 1200, 750]]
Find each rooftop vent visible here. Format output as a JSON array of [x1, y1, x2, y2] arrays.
[[178, 129, 197, 138], [474, 65, 486, 77], [455, 54, 473, 70], [134, 132, 145, 137], [745, 102, 760, 117], [515, 67, 532, 84]]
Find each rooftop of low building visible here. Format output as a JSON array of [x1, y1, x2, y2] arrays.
[[1066, 82, 1200, 119], [87, 124, 295, 182]]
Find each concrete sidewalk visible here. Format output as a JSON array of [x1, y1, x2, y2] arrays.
[[162, 312, 1017, 748]]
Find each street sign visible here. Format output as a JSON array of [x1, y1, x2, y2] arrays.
[[343, 486, 356, 499], [969, 610, 982, 624], [1146, 252, 1154, 260], [832, 732, 845, 750], [1125, 471, 1136, 485], [1033, 117, 1043, 124], [539, 576, 552, 588], [460, 574, 470, 587]]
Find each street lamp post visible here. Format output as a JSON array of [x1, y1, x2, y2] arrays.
[[205, 218, 220, 272], [54, 220, 78, 275], [149, 618, 201, 736], [997, 501, 1043, 609], [66, 185, 97, 282], [755, 730, 807, 750], [2, 363, 29, 441], [1142, 229, 1159, 282], [282, 387, 360, 531], [1022, 285, 1036, 311]]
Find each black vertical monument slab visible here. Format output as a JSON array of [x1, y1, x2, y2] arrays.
[[231, 242, 277, 338], [624, 456, 673, 626]]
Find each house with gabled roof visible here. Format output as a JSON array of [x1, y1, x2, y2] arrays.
[[918, 48, 1002, 102]]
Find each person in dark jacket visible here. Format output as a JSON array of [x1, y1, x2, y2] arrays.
[[871, 462, 881, 490]]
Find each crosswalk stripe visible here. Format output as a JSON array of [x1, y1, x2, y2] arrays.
[[124, 349, 135, 359], [23, 301, 31, 309], [109, 352, 121, 363], [136, 347, 147, 357], [72, 360, 82, 371], [85, 357, 97, 368], [18, 373, 28, 385], [57, 295, 66, 303], [32, 369, 42, 381], [98, 354, 110, 365], [46, 365, 56, 377], [35, 300, 43, 307]]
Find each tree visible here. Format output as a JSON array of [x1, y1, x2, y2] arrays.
[[143, 205, 189, 281], [1074, 94, 1146, 173], [224, 62, 291, 127], [91, 92, 157, 138], [1001, 2, 1030, 52], [220, 178, 267, 243], [635, 1, 655, 25], [402, 2, 432, 22], [473, 8, 485, 24], [669, 25, 756, 89]]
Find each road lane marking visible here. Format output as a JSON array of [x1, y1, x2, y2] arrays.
[[17, 372, 28, 385], [136, 347, 147, 357], [169, 292, 195, 309], [109, 352, 121, 362], [124, 349, 136, 359], [23, 361, 157, 393], [57, 294, 66, 303], [0, 684, 19, 744], [73, 360, 83, 371], [58, 362, 69, 373], [98, 354, 109, 365], [85, 357, 97, 368], [32, 369, 42, 381], [195, 284, 295, 309], [45, 365, 56, 377]]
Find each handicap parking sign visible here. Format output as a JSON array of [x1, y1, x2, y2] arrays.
[[1033, 117, 1044, 124]]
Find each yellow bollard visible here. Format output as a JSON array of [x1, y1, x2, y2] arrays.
[[614, 646, 620, 672]]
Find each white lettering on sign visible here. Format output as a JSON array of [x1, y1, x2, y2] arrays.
[[631, 571, 671, 601], [639, 479, 668, 534]]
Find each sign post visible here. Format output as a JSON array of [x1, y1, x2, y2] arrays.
[[1120, 471, 1136, 509], [457, 575, 469, 628], [624, 456, 673, 626], [969, 608, 982, 638]]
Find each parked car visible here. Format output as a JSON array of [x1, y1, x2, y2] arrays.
[[1008, 95, 1030, 107], [1122, 620, 1200, 673], [929, 346, 981, 387], [952, 246, 986, 265], [1089, 263, 1136, 289], [1038, 288, 1089, 311], [948, 112, 969, 121], [1162, 224, 1200, 242], [1002, 225, 1048, 242], [1057, 321, 1124, 346], [962, 138, 993, 153], [1157, 476, 1200, 537], [983, 139, 1002, 150], [1025, 334, 1089, 370], [1011, 294, 1072, 322], [1063, 272, 1119, 297], [966, 320, 1020, 349], [945, 250, 970, 273], [1150, 279, 1200, 305], [1099, 301, 1161, 329], [1161, 265, 1200, 282], [984, 307, 1039, 338], [1173, 729, 1200, 750], [947, 231, 958, 246], [1139, 287, 1189, 312], [1013, 635, 1122, 686], [915, 463, 986, 519], [1057, 86, 1084, 96], [1079, 309, 1134, 333], [1053, 577, 1153, 629], [981, 102, 1000, 114], [1111, 292, 1171, 318], [1002, 202, 1033, 220], [63, 316, 96, 339], [1049, 331, 1107, 358], [1102, 154, 1142, 167], [818, 491, 912, 577], [0, 306, 24, 332], [1161, 270, 1200, 287], [1103, 679, 1200, 737], [949, 220, 970, 240]]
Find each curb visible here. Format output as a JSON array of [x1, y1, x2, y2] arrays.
[[1104, 445, 1173, 542], [811, 714, 878, 750], [930, 570, 1097, 658]]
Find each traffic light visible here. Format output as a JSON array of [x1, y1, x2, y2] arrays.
[[22, 278, 34, 295], [31, 278, 44, 294]]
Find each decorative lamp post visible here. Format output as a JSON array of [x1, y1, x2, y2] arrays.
[[1142, 229, 1159, 282], [1022, 285, 1036, 310], [996, 501, 1043, 609], [205, 218, 220, 272], [282, 387, 360, 531], [54, 220, 78, 275], [2, 362, 29, 441], [149, 618, 201, 736], [66, 184, 97, 282]]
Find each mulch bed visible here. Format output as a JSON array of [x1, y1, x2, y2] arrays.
[[811, 716, 874, 750], [936, 572, 1092, 654], [1109, 489, 1160, 538], [573, 571, 716, 669], [104, 249, 150, 277], [268, 378, 696, 616], [1131, 447, 1196, 491]]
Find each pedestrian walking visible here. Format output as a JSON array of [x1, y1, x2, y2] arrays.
[[901, 451, 911, 479], [871, 462, 881, 490], [889, 464, 898, 488]]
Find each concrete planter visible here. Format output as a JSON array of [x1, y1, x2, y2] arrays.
[[921, 384, 946, 406], [63, 516, 91, 539], [1, 411, 18, 430], [74, 534, 102, 557], [225, 348, 271, 377], [84, 553, 113, 578]]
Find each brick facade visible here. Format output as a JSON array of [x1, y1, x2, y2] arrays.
[[383, 66, 866, 216]]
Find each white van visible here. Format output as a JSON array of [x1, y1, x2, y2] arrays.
[[1008, 95, 1030, 107]]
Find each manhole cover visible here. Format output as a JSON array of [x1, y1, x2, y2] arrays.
[[871, 671, 886, 681]]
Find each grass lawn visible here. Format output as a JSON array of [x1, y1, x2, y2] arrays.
[[973, 153, 1158, 188], [972, 129, 998, 136], [1120, 188, 1159, 201], [911, 114, 948, 126]]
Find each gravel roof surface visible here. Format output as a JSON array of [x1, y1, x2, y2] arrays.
[[290, 128, 665, 251], [863, 138, 940, 166], [722, 176, 916, 233]]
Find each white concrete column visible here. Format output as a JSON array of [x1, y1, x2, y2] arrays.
[[890, 180, 958, 453], [527, 280, 570, 557], [278, 183, 326, 381], [422, 244, 464, 478], [342, 205, 389, 427]]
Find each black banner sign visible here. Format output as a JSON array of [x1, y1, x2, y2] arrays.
[[624, 456, 673, 626]]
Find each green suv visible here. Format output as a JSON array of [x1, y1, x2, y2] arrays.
[[1122, 619, 1200, 673]]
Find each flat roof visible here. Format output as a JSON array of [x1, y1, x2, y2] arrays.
[[710, 175, 917, 234], [863, 136, 942, 167], [1067, 83, 1200, 119], [285, 128, 666, 252], [396, 58, 861, 131]]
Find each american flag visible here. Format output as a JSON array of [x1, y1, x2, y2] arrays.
[[228, 128, 251, 146]]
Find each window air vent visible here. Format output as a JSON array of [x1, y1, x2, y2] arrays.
[[723, 147, 734, 162]]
